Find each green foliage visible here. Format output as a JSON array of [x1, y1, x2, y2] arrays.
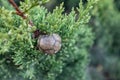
[[0, 0, 97, 80], [0, 0, 13, 9], [60, 0, 88, 11]]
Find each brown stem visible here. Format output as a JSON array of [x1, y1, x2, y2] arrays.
[[8, 0, 27, 19], [8, 0, 44, 38]]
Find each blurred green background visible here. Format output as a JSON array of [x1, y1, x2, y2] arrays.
[[0, 0, 120, 80]]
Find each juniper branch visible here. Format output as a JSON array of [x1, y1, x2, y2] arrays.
[[7, 0, 43, 38], [8, 0, 27, 19]]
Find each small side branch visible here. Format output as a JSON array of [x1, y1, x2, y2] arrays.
[[8, 0, 27, 19], [8, 0, 43, 38]]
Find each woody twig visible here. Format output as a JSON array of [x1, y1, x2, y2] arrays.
[[8, 0, 46, 38], [8, 0, 27, 19], [8, 0, 34, 26]]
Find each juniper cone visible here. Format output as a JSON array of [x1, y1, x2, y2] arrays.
[[37, 34, 61, 54], [0, 0, 98, 80]]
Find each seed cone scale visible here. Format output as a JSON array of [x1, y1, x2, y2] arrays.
[[37, 33, 61, 54]]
